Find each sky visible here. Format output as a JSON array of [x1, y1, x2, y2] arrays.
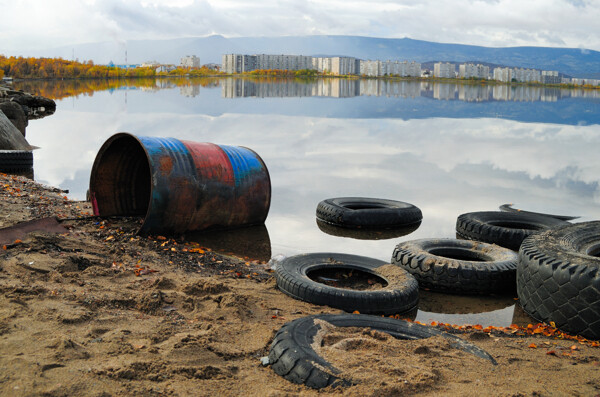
[[1, 0, 600, 52]]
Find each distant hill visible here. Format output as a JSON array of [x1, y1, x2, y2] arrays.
[[3, 35, 599, 78]]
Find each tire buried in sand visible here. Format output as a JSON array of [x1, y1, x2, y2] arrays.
[[316, 197, 422, 229], [517, 221, 600, 340], [274, 253, 419, 315], [456, 211, 569, 251], [391, 238, 518, 294], [267, 313, 497, 389]]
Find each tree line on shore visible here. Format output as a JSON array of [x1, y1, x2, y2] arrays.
[[0, 55, 219, 79]]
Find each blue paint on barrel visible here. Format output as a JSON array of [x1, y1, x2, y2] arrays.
[[89, 132, 271, 235], [220, 145, 265, 188]]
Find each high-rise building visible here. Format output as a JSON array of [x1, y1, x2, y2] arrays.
[[458, 63, 490, 79], [180, 55, 200, 68], [541, 71, 561, 84], [434, 62, 455, 78]]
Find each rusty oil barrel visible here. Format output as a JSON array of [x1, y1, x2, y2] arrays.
[[89, 132, 271, 235]]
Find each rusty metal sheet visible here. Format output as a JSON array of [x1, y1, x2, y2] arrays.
[[0, 217, 68, 245]]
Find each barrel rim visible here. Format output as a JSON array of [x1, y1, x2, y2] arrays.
[[240, 145, 272, 224], [89, 132, 153, 233]]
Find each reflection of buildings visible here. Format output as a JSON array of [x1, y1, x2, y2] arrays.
[[222, 79, 429, 99], [434, 83, 456, 100], [459, 85, 490, 102], [220, 78, 589, 103], [180, 85, 200, 97]]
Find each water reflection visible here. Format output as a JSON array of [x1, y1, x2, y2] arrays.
[[10, 78, 600, 327], [14, 77, 600, 103], [316, 219, 421, 240], [184, 224, 272, 262], [13, 77, 600, 126], [220, 78, 600, 102], [416, 291, 534, 327]]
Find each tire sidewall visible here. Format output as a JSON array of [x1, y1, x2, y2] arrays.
[[316, 197, 422, 229]]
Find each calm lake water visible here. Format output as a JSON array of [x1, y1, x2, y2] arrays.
[[14, 77, 600, 327]]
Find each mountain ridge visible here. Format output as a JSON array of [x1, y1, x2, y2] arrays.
[[2, 35, 599, 78]]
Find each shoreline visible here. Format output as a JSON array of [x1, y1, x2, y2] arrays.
[[5, 74, 599, 91]]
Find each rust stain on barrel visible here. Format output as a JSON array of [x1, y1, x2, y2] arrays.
[[159, 157, 174, 174]]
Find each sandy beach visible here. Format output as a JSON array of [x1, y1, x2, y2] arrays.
[[1, 172, 599, 397]]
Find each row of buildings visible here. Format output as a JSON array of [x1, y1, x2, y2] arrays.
[[222, 54, 421, 77], [221, 53, 599, 86]]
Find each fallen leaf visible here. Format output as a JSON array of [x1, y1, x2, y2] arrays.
[[528, 343, 537, 349]]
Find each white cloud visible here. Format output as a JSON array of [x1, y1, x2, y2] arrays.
[[0, 0, 599, 51]]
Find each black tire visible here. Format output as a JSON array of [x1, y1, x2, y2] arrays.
[[275, 253, 419, 315], [0, 150, 33, 171], [517, 221, 600, 340], [456, 211, 569, 251], [499, 203, 579, 221], [316, 219, 420, 240], [268, 313, 497, 389], [391, 238, 518, 294], [316, 197, 422, 229]]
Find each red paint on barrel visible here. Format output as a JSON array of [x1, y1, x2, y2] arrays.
[[181, 142, 235, 186]]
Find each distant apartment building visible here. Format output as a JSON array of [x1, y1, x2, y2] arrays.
[[512, 68, 540, 83], [359, 60, 422, 77], [312, 57, 358, 75], [541, 70, 561, 84], [312, 57, 333, 73], [330, 57, 358, 75], [360, 60, 382, 76], [222, 54, 250, 73], [458, 63, 490, 79], [493, 67, 512, 82], [255, 54, 313, 70], [493, 67, 540, 83], [383, 61, 421, 77], [180, 55, 200, 68], [434, 62, 455, 78]]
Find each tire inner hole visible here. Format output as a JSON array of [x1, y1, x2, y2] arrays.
[[587, 243, 600, 258], [487, 221, 543, 231], [428, 247, 493, 262], [307, 267, 388, 290]]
